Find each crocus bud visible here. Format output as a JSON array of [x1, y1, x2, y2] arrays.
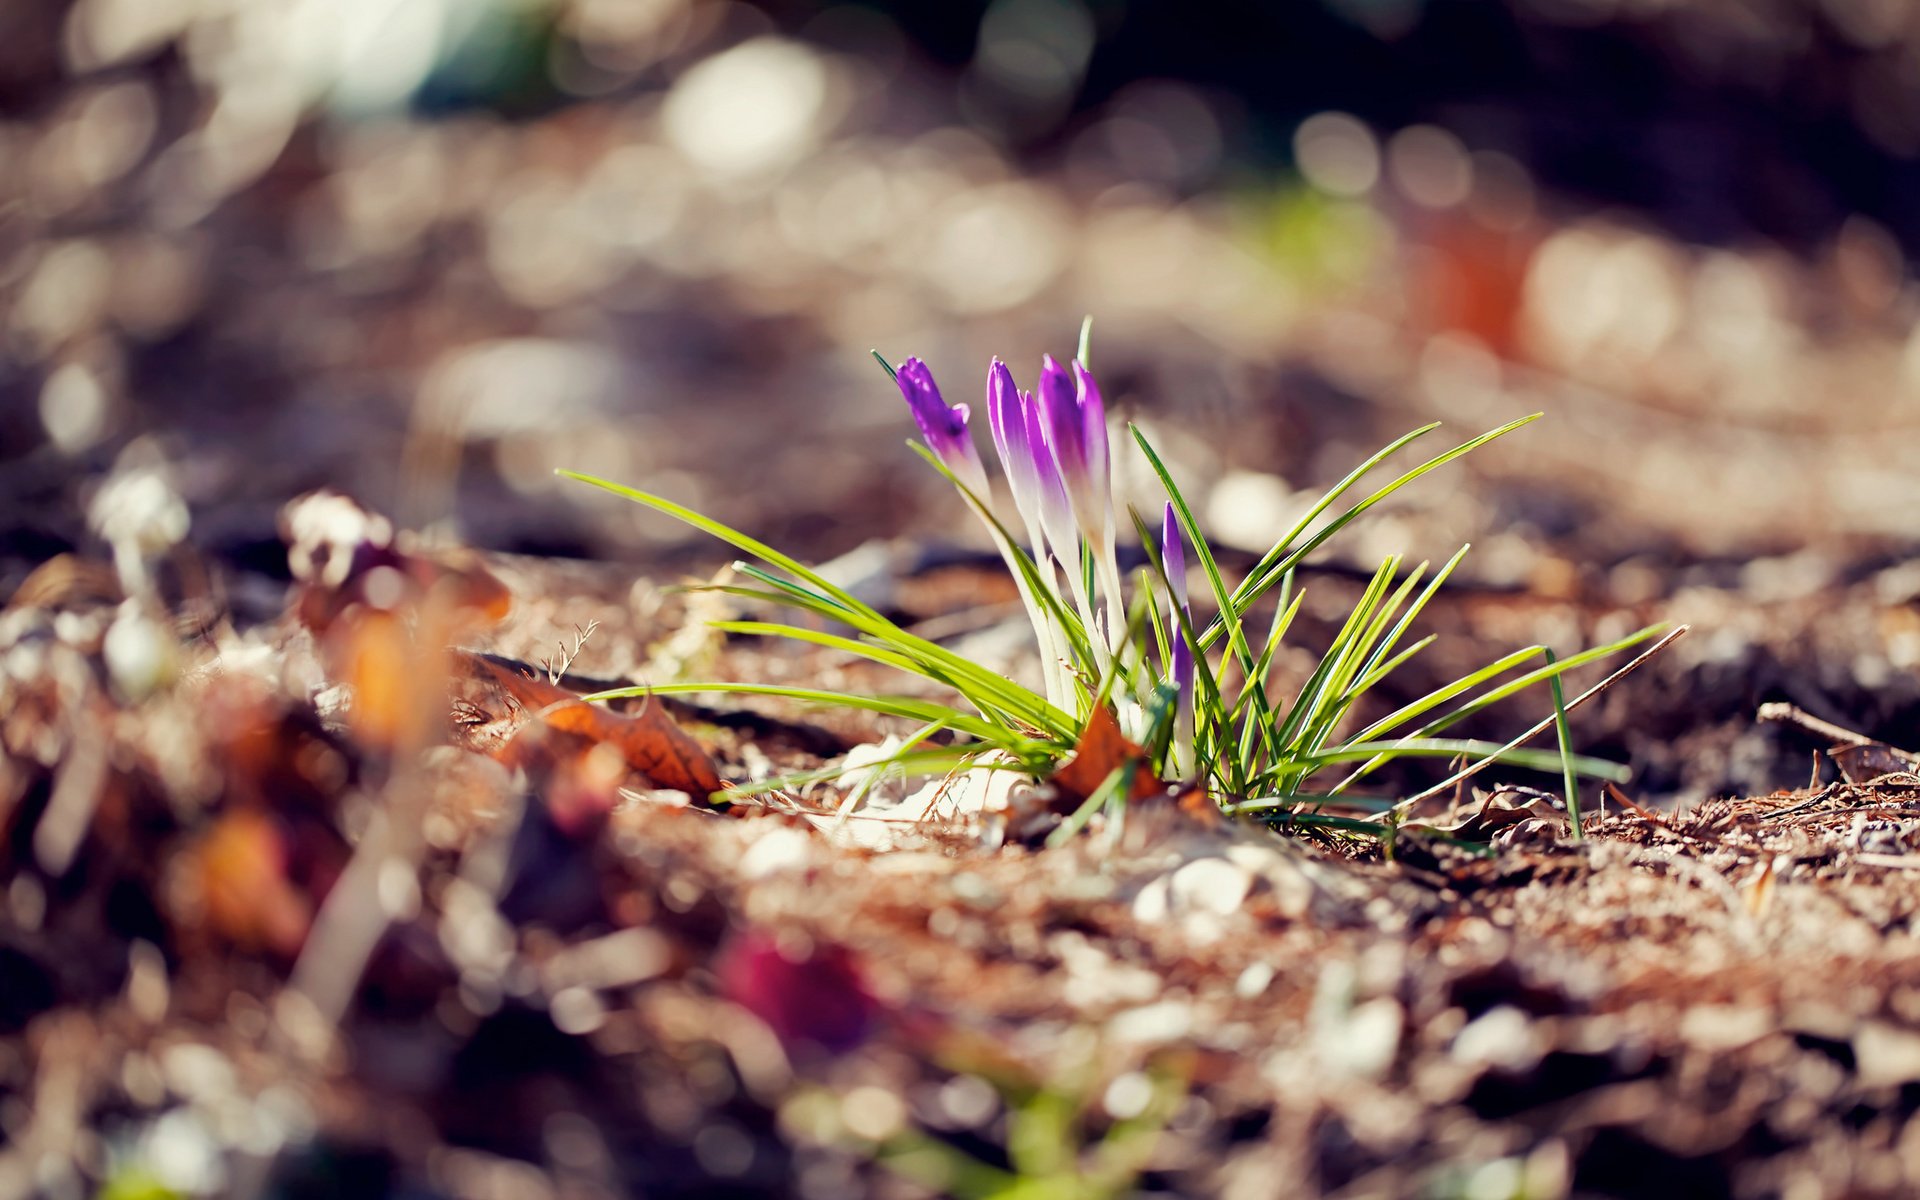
[[1026, 387, 1080, 575], [1158, 503, 1197, 777], [1163, 503, 1194, 735], [1161, 502, 1188, 612], [987, 359, 1039, 518], [1072, 360, 1110, 510], [895, 357, 990, 498], [1037, 355, 1116, 537], [1037, 358, 1087, 513]]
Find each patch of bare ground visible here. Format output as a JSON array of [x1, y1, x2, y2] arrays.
[[10, 546, 1920, 1199]]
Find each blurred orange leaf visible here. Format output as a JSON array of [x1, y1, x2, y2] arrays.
[[187, 810, 311, 957]]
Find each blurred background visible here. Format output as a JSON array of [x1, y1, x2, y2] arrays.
[[9, 0, 1920, 568], [11, 0, 1920, 732]]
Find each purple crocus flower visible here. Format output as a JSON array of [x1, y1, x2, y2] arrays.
[[895, 357, 989, 498], [1036, 353, 1098, 526], [1162, 502, 1188, 611], [1073, 360, 1110, 509], [1036, 355, 1111, 538], [1164, 502, 1195, 776], [987, 359, 1039, 521], [1025, 385, 1080, 577], [988, 358, 1077, 567], [1163, 502, 1193, 693]]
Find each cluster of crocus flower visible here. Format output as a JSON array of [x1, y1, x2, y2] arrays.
[[894, 350, 1192, 775]]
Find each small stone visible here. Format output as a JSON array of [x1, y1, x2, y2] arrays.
[[1109, 999, 1194, 1046], [739, 825, 817, 880]]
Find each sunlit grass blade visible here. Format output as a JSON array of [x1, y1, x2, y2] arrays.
[[1230, 580, 1303, 775], [566, 470, 1072, 738], [1547, 646, 1584, 841], [1337, 634, 1437, 715], [1402, 624, 1665, 742], [719, 745, 1000, 802], [1379, 625, 1687, 817], [1342, 545, 1467, 704], [905, 442, 1096, 673], [581, 681, 1019, 748], [1290, 738, 1628, 780], [1327, 626, 1659, 795], [1089, 581, 1159, 714], [558, 470, 880, 620], [708, 620, 932, 677], [1207, 415, 1541, 651], [1129, 504, 1235, 791], [1343, 644, 1545, 748], [1222, 791, 1399, 815], [1298, 556, 1415, 756], [1045, 762, 1134, 848], [1267, 556, 1398, 764], [1130, 426, 1264, 695], [711, 569, 1077, 740]]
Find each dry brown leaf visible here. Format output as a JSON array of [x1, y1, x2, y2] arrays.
[[1416, 787, 1566, 842], [449, 652, 725, 802], [1828, 742, 1914, 784], [1048, 705, 1160, 810]]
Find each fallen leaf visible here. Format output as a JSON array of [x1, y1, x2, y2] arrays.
[[449, 652, 725, 802], [1829, 741, 1915, 784], [1049, 705, 1161, 810], [1420, 787, 1566, 842]]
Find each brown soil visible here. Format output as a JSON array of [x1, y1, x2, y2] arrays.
[[7, 539, 1920, 1200]]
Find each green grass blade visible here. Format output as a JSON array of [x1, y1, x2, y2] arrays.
[[705, 572, 1075, 740], [1045, 762, 1134, 848], [1299, 556, 1414, 754], [1231, 584, 1304, 775], [1345, 546, 1466, 698], [1344, 645, 1545, 747], [559, 471, 881, 620], [1270, 556, 1397, 758], [1546, 647, 1584, 841], [1130, 427, 1263, 691], [1205, 415, 1540, 651], [580, 681, 1015, 745], [708, 620, 929, 675], [905, 442, 1095, 673], [1406, 624, 1665, 741], [1129, 504, 1236, 793], [1290, 738, 1627, 780], [720, 746, 1005, 801]]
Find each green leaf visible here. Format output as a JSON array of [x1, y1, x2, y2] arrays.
[[558, 471, 881, 620], [1211, 415, 1541, 650]]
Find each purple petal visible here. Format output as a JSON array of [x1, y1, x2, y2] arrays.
[[896, 356, 987, 493], [1162, 502, 1189, 612], [1025, 389, 1077, 563], [1073, 360, 1110, 494], [1170, 606, 1194, 696], [896, 357, 967, 447], [987, 359, 1032, 498], [1037, 354, 1086, 489]]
